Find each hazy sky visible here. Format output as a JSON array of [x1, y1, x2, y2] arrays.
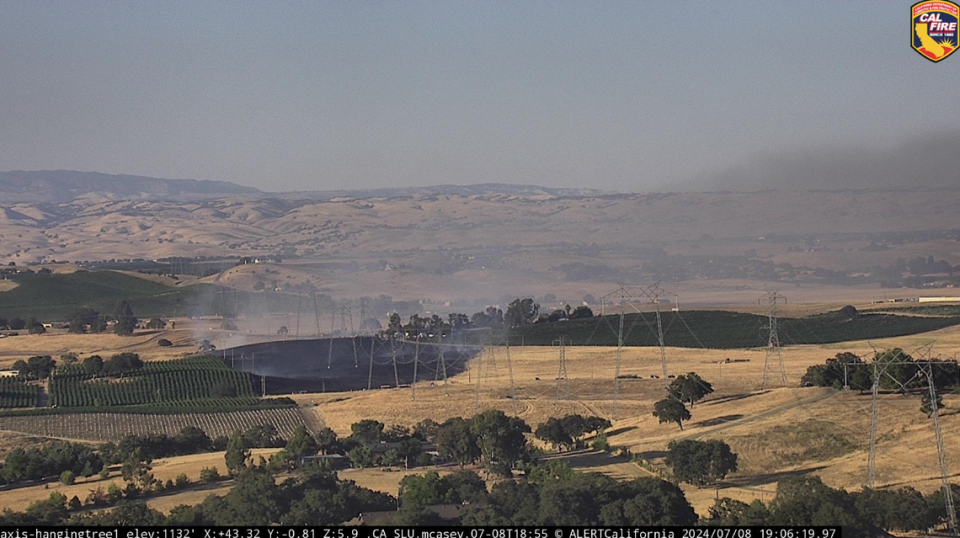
[[1, 1, 958, 192]]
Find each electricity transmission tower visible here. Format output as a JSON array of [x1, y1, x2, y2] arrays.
[[554, 337, 571, 410], [411, 335, 421, 400], [922, 360, 958, 535], [473, 331, 517, 416], [864, 343, 958, 536], [760, 291, 787, 390], [605, 284, 670, 420], [295, 294, 302, 337], [311, 293, 322, 336]]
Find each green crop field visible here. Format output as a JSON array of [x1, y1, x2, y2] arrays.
[[47, 355, 261, 412], [0, 270, 306, 321], [0, 377, 39, 408], [878, 304, 960, 317], [510, 309, 960, 349]]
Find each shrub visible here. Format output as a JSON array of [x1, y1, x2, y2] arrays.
[[60, 470, 76, 485], [592, 429, 610, 452], [198, 467, 220, 483], [27, 319, 46, 335], [157, 338, 173, 347]]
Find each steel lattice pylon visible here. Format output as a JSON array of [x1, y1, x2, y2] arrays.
[[604, 283, 670, 420], [760, 291, 787, 390]]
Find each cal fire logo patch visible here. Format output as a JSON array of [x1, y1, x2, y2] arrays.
[[912, 1, 958, 62]]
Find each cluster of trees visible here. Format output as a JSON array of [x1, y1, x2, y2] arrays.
[[295, 412, 536, 475], [803, 349, 960, 392], [0, 317, 50, 334], [652, 372, 714, 430], [12, 355, 57, 380], [0, 422, 296, 492], [664, 440, 738, 487], [68, 307, 108, 334], [339, 420, 431, 469], [534, 414, 611, 451], [0, 441, 104, 485], [102, 427, 219, 463], [66, 300, 138, 336], [0, 317, 24, 330], [430, 411, 532, 475], [383, 307, 509, 337], [57, 465, 393, 526], [80, 352, 145, 377], [382, 297, 595, 338], [706, 476, 958, 538], [802, 349, 960, 415], [0, 317, 47, 334], [448, 467, 697, 526], [278, 419, 436, 470], [222, 426, 322, 474]]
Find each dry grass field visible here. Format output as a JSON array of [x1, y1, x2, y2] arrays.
[[0, 329, 198, 369], [0, 448, 281, 513], [289, 323, 960, 514], [1, 316, 958, 517]]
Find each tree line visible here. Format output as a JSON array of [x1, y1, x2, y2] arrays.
[[0, 300, 141, 337], [4, 457, 958, 534], [802, 348, 960, 415], [381, 297, 594, 338]]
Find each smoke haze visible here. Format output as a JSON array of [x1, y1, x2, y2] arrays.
[[693, 131, 960, 192]]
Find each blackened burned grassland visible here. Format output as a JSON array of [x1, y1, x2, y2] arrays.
[[510, 310, 960, 348]]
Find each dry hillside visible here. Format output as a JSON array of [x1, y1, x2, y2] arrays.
[[2, 189, 959, 306]]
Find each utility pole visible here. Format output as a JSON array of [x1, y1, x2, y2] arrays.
[[760, 291, 788, 390]]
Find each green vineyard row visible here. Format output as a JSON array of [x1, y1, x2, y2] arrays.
[[0, 377, 39, 408]]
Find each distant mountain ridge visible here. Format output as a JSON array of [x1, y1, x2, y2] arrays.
[[280, 183, 614, 200], [0, 170, 262, 203], [0, 170, 612, 203]]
